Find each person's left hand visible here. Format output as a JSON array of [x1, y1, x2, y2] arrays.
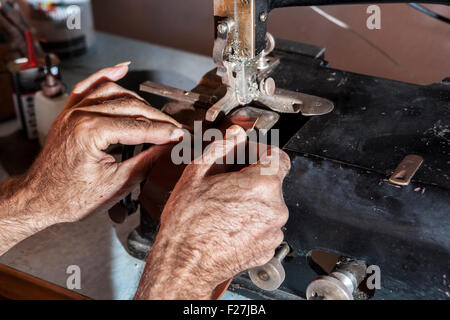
[[0, 62, 184, 257], [28, 62, 184, 226]]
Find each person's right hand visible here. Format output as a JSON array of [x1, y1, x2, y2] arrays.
[[135, 125, 291, 300]]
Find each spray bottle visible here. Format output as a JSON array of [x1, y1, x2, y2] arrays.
[[35, 55, 68, 146]]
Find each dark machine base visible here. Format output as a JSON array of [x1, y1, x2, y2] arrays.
[[131, 40, 450, 300]]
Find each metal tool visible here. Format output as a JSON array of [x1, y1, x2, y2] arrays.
[[140, 0, 334, 126], [306, 259, 367, 300], [140, 81, 281, 132], [248, 242, 290, 291], [127, 0, 450, 300], [208, 0, 334, 122]]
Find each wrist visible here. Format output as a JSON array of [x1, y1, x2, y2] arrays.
[[135, 236, 217, 300], [0, 176, 55, 255]]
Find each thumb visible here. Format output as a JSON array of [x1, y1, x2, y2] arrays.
[[188, 125, 247, 180]]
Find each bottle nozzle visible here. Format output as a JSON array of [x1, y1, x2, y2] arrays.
[[22, 30, 39, 70], [42, 55, 62, 97]]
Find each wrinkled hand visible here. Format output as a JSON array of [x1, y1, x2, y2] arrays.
[[23, 63, 184, 226], [135, 126, 291, 300]]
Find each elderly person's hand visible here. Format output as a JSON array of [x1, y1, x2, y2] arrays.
[[0, 63, 291, 301], [135, 126, 291, 300], [0, 63, 184, 255]]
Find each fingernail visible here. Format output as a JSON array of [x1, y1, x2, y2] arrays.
[[108, 64, 129, 78], [170, 128, 185, 140], [115, 61, 131, 67], [226, 125, 242, 137]]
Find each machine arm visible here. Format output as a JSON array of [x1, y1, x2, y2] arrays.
[[269, 0, 448, 8]]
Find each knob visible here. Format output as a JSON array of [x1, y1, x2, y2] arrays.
[[306, 259, 367, 300], [248, 242, 290, 291]]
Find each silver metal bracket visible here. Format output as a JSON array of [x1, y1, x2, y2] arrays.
[[205, 27, 335, 122]]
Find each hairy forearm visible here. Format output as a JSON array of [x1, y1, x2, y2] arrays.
[[134, 233, 216, 300], [0, 176, 52, 256]]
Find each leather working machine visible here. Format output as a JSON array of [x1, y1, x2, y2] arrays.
[[109, 0, 450, 300]]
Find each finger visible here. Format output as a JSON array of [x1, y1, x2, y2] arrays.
[[73, 62, 130, 94], [73, 81, 147, 107], [204, 124, 249, 176], [241, 145, 291, 180], [252, 230, 284, 267], [78, 115, 185, 152], [67, 62, 131, 106], [74, 95, 181, 128], [117, 144, 173, 184], [188, 125, 247, 179]]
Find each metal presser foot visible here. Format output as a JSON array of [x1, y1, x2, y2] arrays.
[[206, 25, 334, 123], [140, 31, 334, 129]]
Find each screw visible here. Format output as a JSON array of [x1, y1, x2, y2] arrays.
[[274, 242, 290, 261], [217, 23, 228, 34], [259, 11, 268, 22], [259, 77, 276, 96], [258, 270, 270, 281]]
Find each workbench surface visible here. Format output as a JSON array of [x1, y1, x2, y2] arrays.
[[0, 32, 245, 300]]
